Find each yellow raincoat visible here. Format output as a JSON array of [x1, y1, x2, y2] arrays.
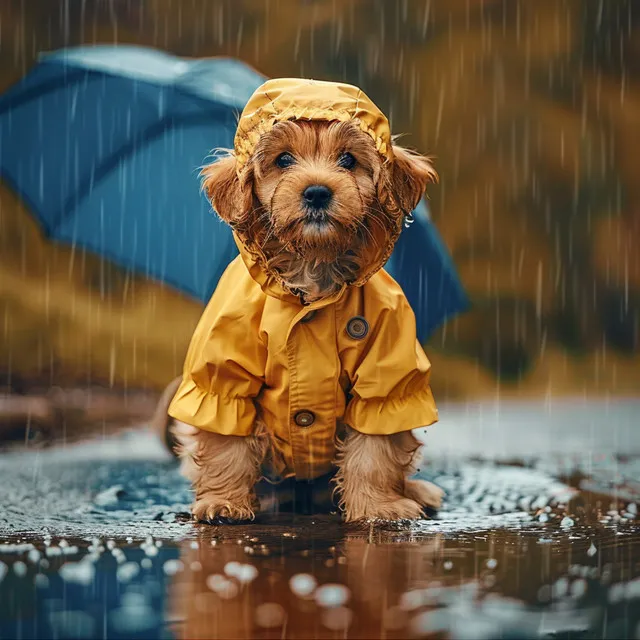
[[168, 78, 439, 481]]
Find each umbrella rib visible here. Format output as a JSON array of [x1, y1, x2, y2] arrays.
[[0, 68, 90, 115], [0, 63, 252, 117]]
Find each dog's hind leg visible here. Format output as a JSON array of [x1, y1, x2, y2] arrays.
[[149, 376, 182, 454]]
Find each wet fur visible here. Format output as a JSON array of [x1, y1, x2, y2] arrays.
[[201, 120, 437, 303], [171, 419, 268, 522], [167, 120, 440, 522], [333, 427, 443, 520]]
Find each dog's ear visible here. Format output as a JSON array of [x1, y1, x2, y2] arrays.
[[201, 154, 253, 226], [387, 146, 438, 214]]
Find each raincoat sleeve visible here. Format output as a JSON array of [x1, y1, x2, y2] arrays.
[[343, 282, 438, 436], [167, 258, 267, 436]]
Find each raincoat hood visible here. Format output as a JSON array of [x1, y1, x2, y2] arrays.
[[234, 78, 394, 171], [229, 78, 404, 305]]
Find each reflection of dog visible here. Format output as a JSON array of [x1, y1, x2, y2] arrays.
[[163, 79, 444, 523]]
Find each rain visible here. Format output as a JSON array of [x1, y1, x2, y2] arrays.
[[0, 1, 639, 639]]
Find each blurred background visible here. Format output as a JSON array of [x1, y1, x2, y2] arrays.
[[0, 0, 638, 444]]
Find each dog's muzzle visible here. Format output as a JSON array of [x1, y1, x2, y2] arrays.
[[302, 184, 332, 221]]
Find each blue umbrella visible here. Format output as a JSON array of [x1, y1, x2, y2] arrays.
[[0, 44, 468, 343]]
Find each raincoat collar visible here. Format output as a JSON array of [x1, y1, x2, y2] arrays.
[[233, 232, 347, 309]]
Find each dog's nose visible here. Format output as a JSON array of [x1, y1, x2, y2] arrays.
[[303, 184, 332, 210]]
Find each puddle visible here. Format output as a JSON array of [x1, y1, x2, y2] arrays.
[[0, 430, 638, 638], [1, 519, 638, 639]]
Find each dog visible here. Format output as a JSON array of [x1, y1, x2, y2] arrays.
[[161, 78, 444, 523]]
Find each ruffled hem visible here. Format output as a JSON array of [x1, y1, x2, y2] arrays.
[[167, 378, 256, 436], [343, 385, 439, 436]]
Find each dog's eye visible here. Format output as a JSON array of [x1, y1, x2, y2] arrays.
[[275, 152, 296, 169], [337, 152, 356, 170]]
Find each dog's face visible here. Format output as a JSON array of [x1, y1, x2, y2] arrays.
[[203, 119, 436, 300], [250, 120, 381, 261]]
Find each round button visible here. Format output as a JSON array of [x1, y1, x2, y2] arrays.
[[294, 410, 315, 427], [346, 316, 369, 340]]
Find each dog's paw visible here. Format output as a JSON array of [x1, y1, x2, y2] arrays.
[[343, 497, 425, 522], [192, 495, 255, 524], [376, 497, 425, 520], [404, 479, 444, 509]]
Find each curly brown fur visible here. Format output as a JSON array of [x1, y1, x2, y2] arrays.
[[201, 120, 437, 303], [171, 420, 268, 522], [333, 427, 443, 522]]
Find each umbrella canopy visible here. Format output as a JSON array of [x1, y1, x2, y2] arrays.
[[0, 44, 468, 343]]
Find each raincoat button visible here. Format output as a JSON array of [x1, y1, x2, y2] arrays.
[[300, 310, 317, 324], [346, 316, 369, 340], [294, 410, 315, 427]]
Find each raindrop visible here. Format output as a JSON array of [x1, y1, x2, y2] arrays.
[[587, 542, 597, 557], [117, 562, 140, 583], [223, 561, 242, 576], [111, 549, 126, 565], [315, 584, 351, 608], [60, 560, 95, 586], [206, 574, 238, 599], [560, 516, 575, 528], [289, 573, 317, 597], [163, 559, 184, 576], [552, 577, 569, 598], [224, 562, 258, 584], [35, 574, 49, 589], [13, 561, 27, 577], [27, 549, 41, 564], [608, 582, 626, 604], [570, 579, 587, 598]]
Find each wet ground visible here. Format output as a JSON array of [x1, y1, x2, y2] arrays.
[[0, 399, 639, 639]]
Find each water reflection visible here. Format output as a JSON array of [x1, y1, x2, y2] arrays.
[[161, 517, 639, 639], [0, 518, 638, 639]]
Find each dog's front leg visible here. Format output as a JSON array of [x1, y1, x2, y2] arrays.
[[172, 421, 266, 523], [334, 427, 443, 522]]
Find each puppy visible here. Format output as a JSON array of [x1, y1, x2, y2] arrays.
[[165, 78, 444, 522]]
